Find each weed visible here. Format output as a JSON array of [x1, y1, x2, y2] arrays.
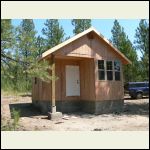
[[1, 109, 21, 131], [11, 108, 20, 130]]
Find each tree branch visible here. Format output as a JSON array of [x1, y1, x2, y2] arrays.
[[1, 52, 30, 65]]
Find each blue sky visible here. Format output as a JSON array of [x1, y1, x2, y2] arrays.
[[12, 19, 142, 59]]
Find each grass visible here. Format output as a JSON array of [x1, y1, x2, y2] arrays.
[[1, 89, 31, 97], [2, 89, 21, 97], [1, 108, 21, 131], [1, 89, 29, 131]]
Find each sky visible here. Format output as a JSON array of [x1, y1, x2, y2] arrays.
[[12, 19, 142, 59]]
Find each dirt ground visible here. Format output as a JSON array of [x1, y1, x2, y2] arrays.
[[1, 94, 149, 131]]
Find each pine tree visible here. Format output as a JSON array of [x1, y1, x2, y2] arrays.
[[17, 19, 37, 60], [1, 19, 54, 93], [1, 19, 15, 71], [16, 19, 37, 91], [42, 19, 65, 50], [36, 35, 46, 57], [134, 19, 149, 81], [72, 19, 91, 35], [1, 19, 18, 91], [110, 20, 123, 48], [1, 20, 14, 54], [111, 19, 139, 82]]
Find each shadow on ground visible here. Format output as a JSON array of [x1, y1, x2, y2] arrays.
[[9, 98, 149, 119], [9, 103, 43, 118], [123, 102, 149, 116], [20, 94, 32, 97]]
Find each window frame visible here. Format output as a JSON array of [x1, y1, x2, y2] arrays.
[[97, 59, 121, 81], [98, 60, 106, 81], [106, 60, 113, 81]]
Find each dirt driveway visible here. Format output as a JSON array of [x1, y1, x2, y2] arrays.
[[1, 94, 149, 131]]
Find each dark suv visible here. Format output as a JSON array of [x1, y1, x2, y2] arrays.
[[124, 82, 149, 99]]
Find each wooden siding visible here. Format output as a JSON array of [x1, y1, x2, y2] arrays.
[[80, 58, 95, 101], [54, 34, 126, 63], [94, 57, 124, 100], [41, 27, 131, 64], [32, 78, 51, 101], [32, 57, 96, 101], [55, 58, 95, 101], [54, 34, 124, 101], [54, 35, 93, 58], [95, 81, 124, 101], [32, 33, 124, 102]]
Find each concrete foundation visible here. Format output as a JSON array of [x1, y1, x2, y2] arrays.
[[32, 99, 124, 115], [82, 100, 124, 114], [95, 100, 124, 114], [48, 112, 62, 120], [32, 100, 51, 114]]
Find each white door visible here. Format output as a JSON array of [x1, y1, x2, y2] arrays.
[[66, 65, 80, 96]]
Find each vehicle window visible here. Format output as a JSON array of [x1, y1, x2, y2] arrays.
[[129, 83, 146, 88]]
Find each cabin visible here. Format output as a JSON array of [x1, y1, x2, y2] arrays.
[[32, 27, 131, 115]]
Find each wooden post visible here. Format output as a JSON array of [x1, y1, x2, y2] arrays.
[[48, 54, 62, 120], [51, 54, 56, 113]]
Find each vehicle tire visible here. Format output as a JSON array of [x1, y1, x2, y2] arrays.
[[136, 93, 143, 99]]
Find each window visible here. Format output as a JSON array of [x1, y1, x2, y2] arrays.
[[114, 60, 121, 81], [106, 61, 113, 80], [98, 60, 105, 80], [129, 83, 147, 88], [98, 59, 121, 81]]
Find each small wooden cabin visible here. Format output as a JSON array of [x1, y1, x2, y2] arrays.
[[32, 27, 131, 114]]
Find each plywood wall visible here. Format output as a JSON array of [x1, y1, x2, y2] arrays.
[[32, 77, 51, 101], [54, 33, 125, 62], [55, 35, 93, 58], [55, 58, 80, 101], [92, 35, 124, 101], [54, 33, 124, 101], [55, 58, 95, 101], [32, 57, 96, 102], [80, 58, 96, 101], [32, 32, 125, 102], [95, 81, 124, 101]]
